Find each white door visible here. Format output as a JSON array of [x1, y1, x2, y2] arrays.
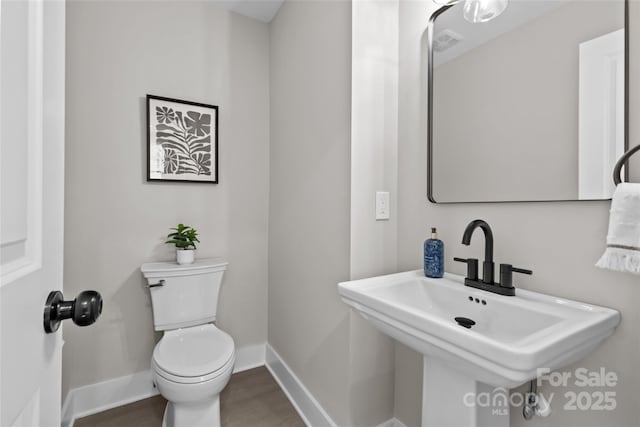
[[578, 28, 625, 200], [0, 0, 66, 425]]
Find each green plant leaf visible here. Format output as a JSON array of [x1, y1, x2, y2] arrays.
[[165, 223, 199, 249]]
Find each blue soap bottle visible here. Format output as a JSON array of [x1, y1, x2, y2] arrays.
[[424, 227, 444, 278]]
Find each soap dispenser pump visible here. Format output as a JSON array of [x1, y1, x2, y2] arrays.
[[424, 227, 444, 278]]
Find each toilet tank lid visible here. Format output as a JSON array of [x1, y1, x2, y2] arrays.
[[141, 257, 228, 277]]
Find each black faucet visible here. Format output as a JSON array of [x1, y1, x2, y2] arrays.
[[454, 219, 532, 296], [462, 219, 494, 284]]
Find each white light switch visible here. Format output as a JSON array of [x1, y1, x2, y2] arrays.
[[376, 191, 390, 220]]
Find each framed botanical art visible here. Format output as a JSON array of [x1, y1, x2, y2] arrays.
[[147, 95, 218, 183]]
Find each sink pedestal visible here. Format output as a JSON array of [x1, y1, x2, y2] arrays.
[[422, 358, 509, 427]]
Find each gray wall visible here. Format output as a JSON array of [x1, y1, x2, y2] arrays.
[[268, 0, 355, 425], [349, 0, 399, 424], [63, 0, 270, 397], [395, 1, 640, 426]]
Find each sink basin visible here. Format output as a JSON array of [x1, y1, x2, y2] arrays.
[[338, 270, 620, 388]]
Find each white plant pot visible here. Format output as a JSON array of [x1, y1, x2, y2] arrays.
[[176, 249, 195, 265]]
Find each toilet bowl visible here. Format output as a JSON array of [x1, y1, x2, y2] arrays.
[[151, 324, 235, 427], [141, 258, 234, 427]]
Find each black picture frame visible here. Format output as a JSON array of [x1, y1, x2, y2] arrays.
[[146, 94, 219, 184]]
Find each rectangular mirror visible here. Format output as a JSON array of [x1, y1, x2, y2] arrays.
[[427, 0, 627, 203]]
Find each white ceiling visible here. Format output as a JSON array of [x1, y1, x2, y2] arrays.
[[216, 0, 285, 22]]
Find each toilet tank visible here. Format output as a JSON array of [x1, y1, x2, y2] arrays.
[[140, 258, 228, 331]]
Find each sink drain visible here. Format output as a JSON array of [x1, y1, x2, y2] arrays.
[[454, 317, 476, 329]]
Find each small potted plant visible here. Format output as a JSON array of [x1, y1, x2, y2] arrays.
[[165, 223, 200, 265]]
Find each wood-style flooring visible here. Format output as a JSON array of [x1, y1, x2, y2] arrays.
[[74, 367, 306, 427]]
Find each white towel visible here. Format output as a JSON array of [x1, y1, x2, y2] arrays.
[[596, 183, 640, 274]]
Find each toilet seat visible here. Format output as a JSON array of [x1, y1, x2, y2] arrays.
[[153, 324, 235, 384], [153, 355, 234, 385]]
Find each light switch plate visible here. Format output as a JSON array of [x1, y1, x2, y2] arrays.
[[376, 191, 390, 220]]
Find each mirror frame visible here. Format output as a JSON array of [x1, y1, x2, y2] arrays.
[[426, 0, 629, 204]]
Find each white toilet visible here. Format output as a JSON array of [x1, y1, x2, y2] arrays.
[[141, 258, 235, 427]]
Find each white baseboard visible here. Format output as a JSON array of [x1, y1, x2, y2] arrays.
[[265, 344, 337, 427], [61, 343, 266, 427], [61, 370, 158, 427], [234, 343, 266, 373]]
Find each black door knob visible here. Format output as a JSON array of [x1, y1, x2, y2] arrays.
[[43, 290, 103, 333]]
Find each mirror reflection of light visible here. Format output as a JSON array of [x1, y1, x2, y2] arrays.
[[432, 0, 509, 23], [463, 0, 509, 23]]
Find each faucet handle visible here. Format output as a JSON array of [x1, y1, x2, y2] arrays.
[[512, 266, 533, 275], [499, 264, 532, 288], [454, 257, 479, 281]]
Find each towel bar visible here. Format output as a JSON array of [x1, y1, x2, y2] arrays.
[[613, 144, 640, 185]]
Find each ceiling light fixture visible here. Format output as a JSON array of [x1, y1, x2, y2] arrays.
[[432, 0, 509, 23], [462, 0, 509, 23]]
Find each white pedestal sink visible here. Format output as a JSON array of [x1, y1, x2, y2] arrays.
[[338, 271, 620, 427]]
